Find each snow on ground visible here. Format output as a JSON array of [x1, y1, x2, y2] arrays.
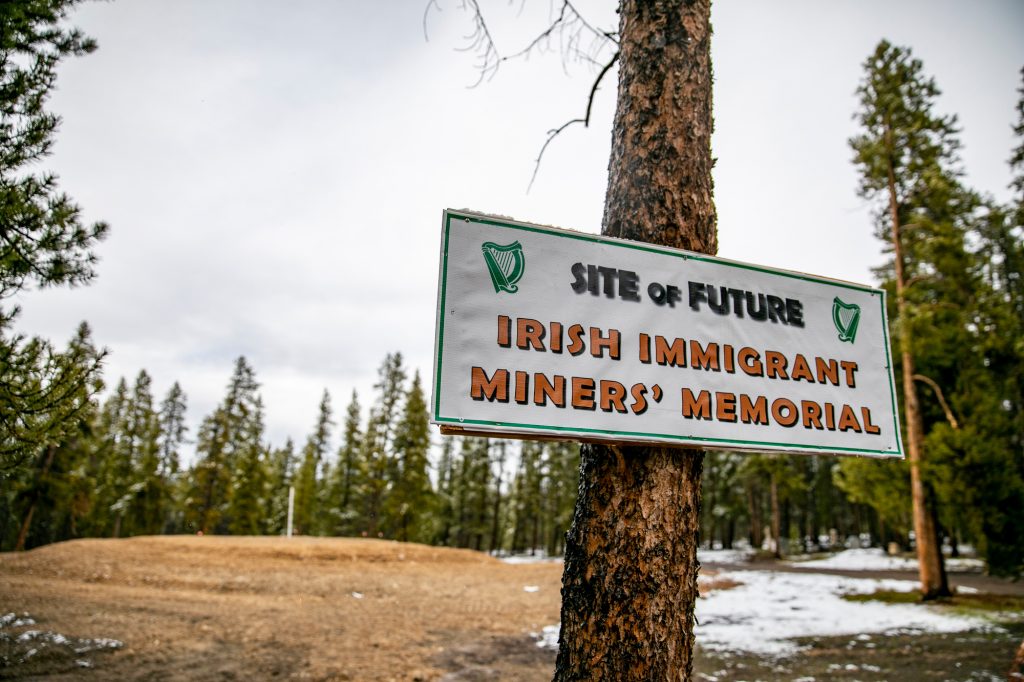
[[534, 570, 997, 656], [499, 552, 564, 565], [786, 547, 984, 572], [695, 570, 996, 656], [698, 548, 755, 565]]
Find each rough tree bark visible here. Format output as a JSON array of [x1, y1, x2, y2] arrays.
[[554, 0, 715, 679], [884, 124, 951, 600]]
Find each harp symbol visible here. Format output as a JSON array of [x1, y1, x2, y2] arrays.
[[481, 241, 526, 294], [832, 297, 861, 343]]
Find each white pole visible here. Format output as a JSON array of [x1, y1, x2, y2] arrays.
[[287, 485, 295, 538]]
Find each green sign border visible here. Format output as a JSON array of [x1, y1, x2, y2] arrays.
[[432, 209, 904, 459]]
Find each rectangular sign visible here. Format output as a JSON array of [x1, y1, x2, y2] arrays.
[[431, 209, 904, 458]]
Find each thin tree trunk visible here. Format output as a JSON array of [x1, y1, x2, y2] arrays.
[[770, 474, 782, 559], [14, 445, 58, 551], [884, 122, 951, 600], [748, 483, 763, 549], [555, 0, 715, 677]]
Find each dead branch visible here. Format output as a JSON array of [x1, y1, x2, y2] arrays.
[[527, 50, 619, 191], [912, 374, 960, 430]]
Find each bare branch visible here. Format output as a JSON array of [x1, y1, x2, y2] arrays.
[[422, 0, 441, 42], [527, 51, 619, 192], [457, 0, 502, 87], [528, 117, 585, 192], [912, 374, 960, 430]]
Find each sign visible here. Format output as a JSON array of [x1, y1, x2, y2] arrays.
[[431, 209, 904, 458]]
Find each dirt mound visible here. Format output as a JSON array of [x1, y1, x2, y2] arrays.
[[0, 536, 562, 681]]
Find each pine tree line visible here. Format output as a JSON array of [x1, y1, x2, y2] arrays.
[[2, 351, 581, 555]]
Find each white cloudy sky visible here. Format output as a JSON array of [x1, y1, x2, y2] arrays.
[[12, 0, 1023, 455]]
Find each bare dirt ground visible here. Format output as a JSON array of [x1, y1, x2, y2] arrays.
[[0, 536, 561, 681], [1, 537, 1021, 680]]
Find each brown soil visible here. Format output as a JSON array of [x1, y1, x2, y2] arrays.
[[0, 536, 563, 681], [3, 538, 1019, 681]]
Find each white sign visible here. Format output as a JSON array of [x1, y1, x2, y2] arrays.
[[431, 209, 904, 458]]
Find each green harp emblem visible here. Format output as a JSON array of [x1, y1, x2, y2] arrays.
[[832, 297, 861, 343], [481, 241, 526, 294]]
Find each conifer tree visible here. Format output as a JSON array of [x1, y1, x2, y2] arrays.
[[509, 440, 544, 554], [265, 438, 296, 535], [0, 1, 109, 473], [325, 390, 362, 535], [386, 372, 434, 542], [123, 370, 162, 536], [293, 389, 333, 535], [185, 356, 260, 534], [156, 382, 187, 532], [849, 40, 969, 598], [228, 396, 268, 535], [434, 434, 458, 546], [8, 323, 102, 549], [90, 377, 130, 536], [361, 353, 406, 536]]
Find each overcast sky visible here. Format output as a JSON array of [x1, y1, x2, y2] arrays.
[[13, 0, 1024, 458]]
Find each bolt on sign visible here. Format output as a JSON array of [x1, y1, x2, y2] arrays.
[[431, 209, 904, 458]]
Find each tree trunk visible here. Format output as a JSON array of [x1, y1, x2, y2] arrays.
[[770, 474, 782, 559], [884, 124, 951, 600], [14, 445, 58, 552], [554, 0, 715, 678], [748, 483, 763, 549]]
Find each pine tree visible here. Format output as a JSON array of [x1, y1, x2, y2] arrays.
[[228, 397, 268, 535], [434, 434, 458, 546], [386, 372, 434, 543], [7, 323, 102, 550], [90, 377, 131, 537], [324, 390, 362, 535], [122, 370, 162, 536], [156, 382, 187, 532], [849, 40, 969, 598], [0, 1, 109, 473], [361, 353, 407, 537], [293, 389, 333, 535], [185, 356, 260, 534], [265, 438, 296, 535]]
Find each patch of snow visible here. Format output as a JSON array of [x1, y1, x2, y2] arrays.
[[351, 592, 364, 599], [788, 548, 983, 572], [500, 552, 564, 565], [72, 637, 123, 653], [696, 569, 997, 656], [523, 585, 539, 593], [0, 613, 35, 629], [697, 548, 754, 565], [533, 624, 559, 649]]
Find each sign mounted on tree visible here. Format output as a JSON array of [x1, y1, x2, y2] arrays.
[[431, 209, 904, 458]]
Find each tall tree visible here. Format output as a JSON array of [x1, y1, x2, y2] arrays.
[[386, 372, 434, 543], [185, 356, 260, 534], [0, 0, 109, 473], [9, 323, 102, 550], [227, 396, 268, 535], [325, 390, 362, 536], [123, 370, 161, 536], [265, 438, 296, 535], [156, 382, 187, 532], [849, 40, 968, 598], [554, 1, 715, 677], [361, 353, 406, 536], [293, 389, 333, 535]]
